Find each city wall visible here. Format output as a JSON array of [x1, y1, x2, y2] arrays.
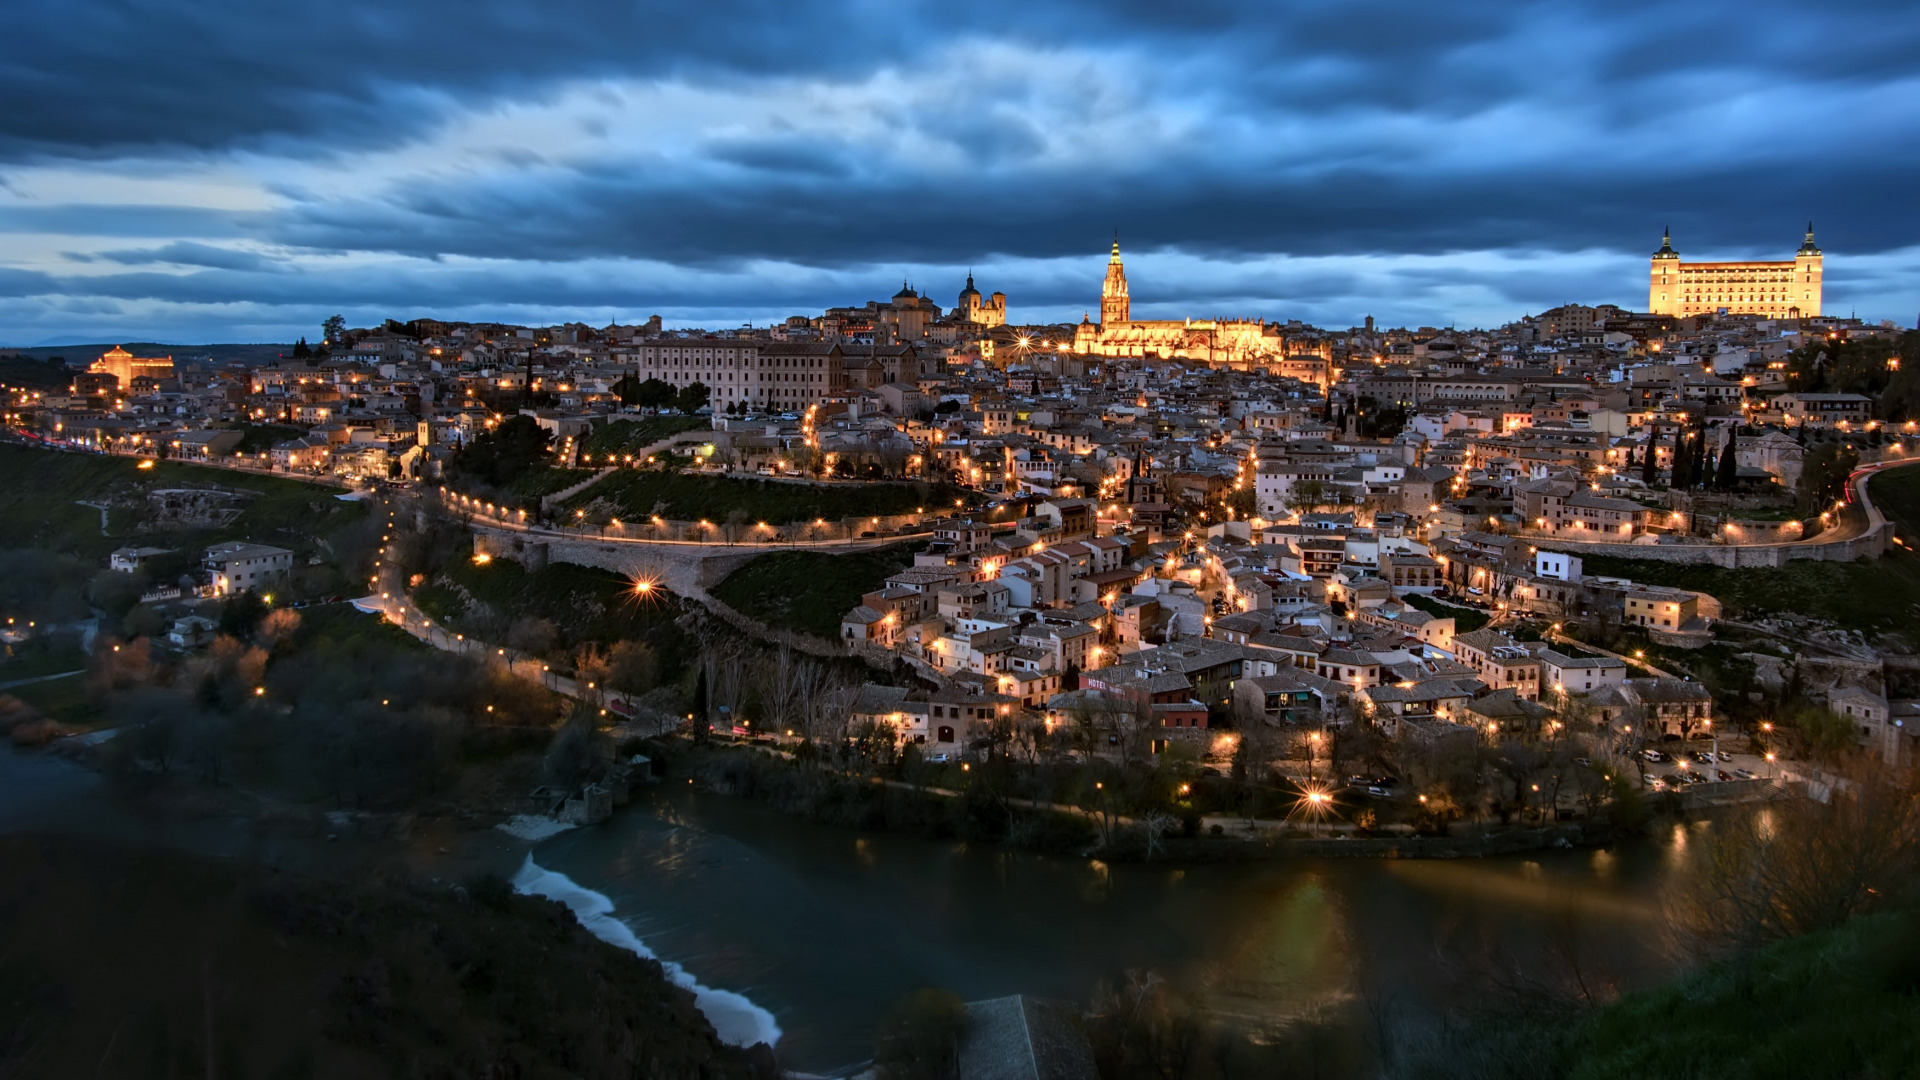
[[1534, 526, 1888, 567]]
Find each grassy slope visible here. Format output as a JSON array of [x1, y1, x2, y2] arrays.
[[567, 470, 962, 526], [582, 415, 707, 457], [0, 442, 362, 563], [413, 539, 694, 663], [0, 835, 756, 1080], [1404, 592, 1491, 632], [1576, 466, 1920, 633], [710, 542, 927, 638], [1558, 911, 1920, 1080]]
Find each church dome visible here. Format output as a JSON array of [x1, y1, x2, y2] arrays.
[[893, 281, 919, 301]]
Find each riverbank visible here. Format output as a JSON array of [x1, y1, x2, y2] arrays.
[[654, 736, 1648, 864], [0, 831, 772, 1080]]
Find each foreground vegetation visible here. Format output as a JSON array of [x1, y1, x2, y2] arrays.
[[709, 543, 927, 637], [0, 835, 762, 1079]]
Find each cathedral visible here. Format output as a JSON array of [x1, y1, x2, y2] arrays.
[[1070, 239, 1330, 383]]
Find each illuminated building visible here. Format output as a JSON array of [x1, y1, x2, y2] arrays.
[[1071, 238, 1330, 381], [1647, 224, 1823, 318], [88, 345, 174, 390]]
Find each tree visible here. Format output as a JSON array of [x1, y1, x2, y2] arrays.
[[543, 712, 609, 792], [1797, 442, 1859, 511], [219, 590, 269, 638], [1714, 437, 1739, 490], [1667, 427, 1687, 488], [445, 414, 552, 491], [628, 377, 676, 410], [291, 337, 312, 359], [1289, 478, 1328, 512], [321, 314, 347, 344], [1640, 433, 1659, 485], [605, 641, 658, 696], [676, 380, 711, 414]]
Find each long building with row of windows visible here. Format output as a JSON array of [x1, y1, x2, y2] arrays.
[[611, 340, 930, 411], [1647, 224, 1823, 319]]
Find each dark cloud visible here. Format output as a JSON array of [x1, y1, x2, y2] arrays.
[[79, 241, 280, 272], [1, 0, 1917, 343]]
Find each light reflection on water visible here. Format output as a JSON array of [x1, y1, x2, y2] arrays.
[[533, 788, 1699, 1072]]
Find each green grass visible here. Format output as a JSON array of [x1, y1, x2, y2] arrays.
[[581, 415, 707, 457], [6, 670, 102, 726], [223, 422, 304, 455], [0, 443, 363, 563], [287, 602, 429, 655], [502, 466, 596, 498], [413, 538, 695, 666], [1556, 911, 1920, 1080], [0, 637, 88, 682], [566, 470, 967, 526], [709, 542, 927, 638], [1404, 593, 1491, 632]]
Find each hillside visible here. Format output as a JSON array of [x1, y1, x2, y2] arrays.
[[1405, 908, 1920, 1080], [0, 835, 769, 1080]]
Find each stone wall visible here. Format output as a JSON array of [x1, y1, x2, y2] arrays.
[[1536, 527, 1888, 567]]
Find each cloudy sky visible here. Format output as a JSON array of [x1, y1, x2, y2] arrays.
[[4, 0, 1917, 345]]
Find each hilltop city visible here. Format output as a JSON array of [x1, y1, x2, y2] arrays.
[[6, 226, 1919, 793], [3, 224, 1920, 1074]]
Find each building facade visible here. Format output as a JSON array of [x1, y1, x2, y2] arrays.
[[1072, 239, 1325, 377], [88, 345, 174, 390], [617, 341, 843, 411], [1647, 225, 1823, 318]]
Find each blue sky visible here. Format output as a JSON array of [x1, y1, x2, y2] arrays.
[[3, 0, 1917, 344]]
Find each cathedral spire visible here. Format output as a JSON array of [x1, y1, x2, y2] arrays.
[[1110, 230, 1121, 263]]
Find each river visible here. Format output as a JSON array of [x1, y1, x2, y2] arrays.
[[528, 786, 1712, 1074], [0, 746, 1710, 1075]]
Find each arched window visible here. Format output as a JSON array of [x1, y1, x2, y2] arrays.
[[937, 725, 955, 743]]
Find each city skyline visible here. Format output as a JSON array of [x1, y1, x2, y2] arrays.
[[4, 0, 1920, 343]]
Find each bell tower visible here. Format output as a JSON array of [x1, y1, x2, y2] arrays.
[[1100, 234, 1130, 326]]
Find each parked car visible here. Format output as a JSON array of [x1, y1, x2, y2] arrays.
[[1717, 770, 1732, 781], [1366, 784, 1395, 798], [1734, 768, 1756, 780], [1692, 751, 1715, 765], [927, 753, 951, 764], [1718, 751, 1734, 762], [1641, 749, 1666, 763]]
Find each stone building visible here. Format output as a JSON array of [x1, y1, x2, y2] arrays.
[[1647, 224, 1823, 318]]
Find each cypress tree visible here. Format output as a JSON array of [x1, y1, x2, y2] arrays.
[[1641, 433, 1659, 485], [1715, 438, 1739, 489], [1667, 428, 1686, 487]]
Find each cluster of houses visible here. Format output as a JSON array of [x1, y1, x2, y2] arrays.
[[838, 500, 1720, 762]]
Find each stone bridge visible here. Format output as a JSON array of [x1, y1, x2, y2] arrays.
[[471, 525, 914, 598]]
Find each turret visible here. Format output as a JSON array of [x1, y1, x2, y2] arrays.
[[1649, 226, 1681, 315]]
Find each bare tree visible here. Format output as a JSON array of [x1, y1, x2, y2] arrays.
[[1670, 757, 1920, 952]]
